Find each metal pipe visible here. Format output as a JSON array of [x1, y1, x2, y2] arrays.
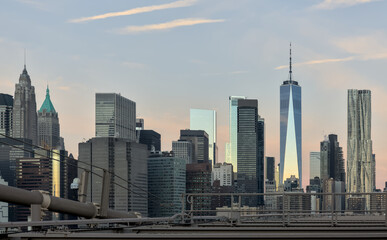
[[0, 183, 137, 219]]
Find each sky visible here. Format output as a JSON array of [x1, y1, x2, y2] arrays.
[[1, 0, 387, 189]]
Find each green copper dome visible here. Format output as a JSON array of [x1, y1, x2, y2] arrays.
[[39, 86, 56, 113]]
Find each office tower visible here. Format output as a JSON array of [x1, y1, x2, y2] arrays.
[[321, 179, 345, 212], [16, 156, 52, 221], [95, 93, 136, 141], [347, 89, 373, 207], [38, 86, 60, 149], [172, 140, 193, 164], [12, 65, 38, 144], [237, 99, 264, 206], [0, 94, 13, 137], [137, 130, 161, 152], [280, 45, 302, 187], [136, 118, 144, 130], [309, 152, 320, 179], [147, 151, 186, 217], [320, 134, 345, 182], [228, 96, 246, 172], [266, 157, 275, 181], [78, 137, 148, 216], [190, 109, 217, 166], [179, 130, 209, 164], [284, 175, 300, 192], [211, 179, 235, 211], [186, 162, 212, 216], [212, 162, 233, 186]]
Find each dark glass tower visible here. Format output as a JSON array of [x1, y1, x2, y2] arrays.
[[237, 99, 264, 206], [280, 45, 302, 187]]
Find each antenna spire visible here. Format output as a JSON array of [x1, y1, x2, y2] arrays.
[[24, 48, 26, 70], [289, 43, 292, 81]]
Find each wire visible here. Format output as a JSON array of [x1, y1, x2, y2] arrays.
[[0, 137, 167, 206]]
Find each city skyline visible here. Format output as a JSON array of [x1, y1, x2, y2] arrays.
[[1, 0, 387, 189]]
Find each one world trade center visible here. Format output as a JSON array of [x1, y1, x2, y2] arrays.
[[280, 44, 302, 187]]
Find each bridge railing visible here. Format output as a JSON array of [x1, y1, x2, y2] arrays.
[[181, 192, 387, 227]]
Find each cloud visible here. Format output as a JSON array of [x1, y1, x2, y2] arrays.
[[58, 86, 70, 91], [122, 61, 146, 69], [313, 0, 381, 10], [115, 18, 225, 34], [275, 57, 355, 69], [69, 0, 197, 23], [16, 0, 50, 11]]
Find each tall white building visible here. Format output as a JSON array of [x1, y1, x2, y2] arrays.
[[347, 89, 373, 209], [212, 162, 233, 186], [95, 93, 136, 141]]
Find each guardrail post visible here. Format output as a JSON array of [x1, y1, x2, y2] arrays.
[[230, 194, 234, 225], [237, 195, 241, 224], [181, 194, 185, 224], [287, 193, 290, 226], [282, 192, 285, 227], [190, 195, 194, 224], [331, 192, 335, 227]]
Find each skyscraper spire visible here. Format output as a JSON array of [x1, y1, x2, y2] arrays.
[[289, 43, 292, 81], [24, 48, 26, 70]]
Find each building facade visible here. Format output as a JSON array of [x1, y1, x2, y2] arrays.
[[347, 89, 373, 209], [0, 94, 13, 137], [179, 130, 209, 164], [186, 163, 212, 215], [95, 93, 136, 141], [237, 99, 264, 206], [266, 157, 275, 181], [309, 152, 320, 180], [190, 109, 217, 166], [320, 134, 345, 182], [280, 47, 302, 187], [148, 152, 186, 217], [172, 140, 193, 164], [137, 130, 161, 152], [38, 86, 60, 149], [228, 96, 246, 172], [12, 66, 38, 144], [78, 137, 148, 216], [212, 162, 233, 186]]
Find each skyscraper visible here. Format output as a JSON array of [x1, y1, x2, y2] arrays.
[[237, 99, 264, 206], [228, 96, 246, 172], [280, 45, 302, 187], [172, 140, 193, 164], [179, 130, 209, 164], [95, 93, 136, 141], [266, 157, 275, 181], [38, 86, 60, 149], [148, 151, 185, 217], [78, 137, 148, 216], [0, 94, 13, 137], [309, 152, 320, 180], [347, 89, 373, 209], [12, 65, 38, 144], [320, 134, 345, 182], [137, 130, 161, 152], [190, 109, 217, 166]]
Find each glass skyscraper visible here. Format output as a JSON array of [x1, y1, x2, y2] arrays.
[[237, 99, 264, 206], [309, 152, 320, 180], [190, 109, 217, 166], [280, 46, 302, 187], [228, 96, 246, 172], [95, 93, 136, 141]]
